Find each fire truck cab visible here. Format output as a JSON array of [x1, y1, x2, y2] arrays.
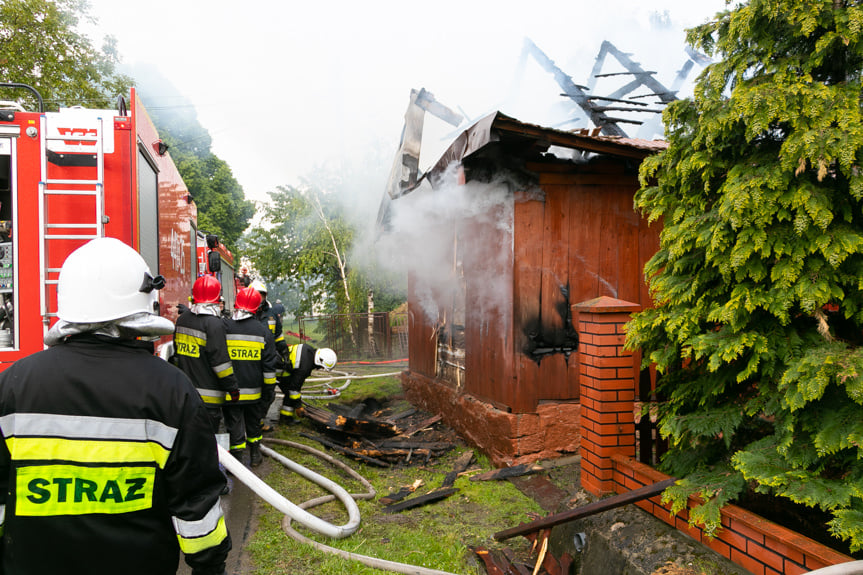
[[0, 84, 199, 370]]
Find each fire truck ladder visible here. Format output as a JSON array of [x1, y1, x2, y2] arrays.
[[38, 114, 107, 326]]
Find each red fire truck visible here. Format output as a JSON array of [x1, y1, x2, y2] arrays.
[[0, 83, 213, 370]]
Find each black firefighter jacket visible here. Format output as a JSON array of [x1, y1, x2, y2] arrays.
[[0, 334, 231, 575], [174, 308, 238, 406], [223, 316, 279, 403], [279, 343, 318, 393]]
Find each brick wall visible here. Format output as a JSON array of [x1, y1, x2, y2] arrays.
[[574, 295, 855, 575], [574, 296, 640, 496]]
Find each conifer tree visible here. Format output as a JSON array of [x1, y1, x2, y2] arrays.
[[628, 0, 863, 549]]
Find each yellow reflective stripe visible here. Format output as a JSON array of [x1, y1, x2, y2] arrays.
[[229, 390, 261, 402], [227, 339, 262, 361], [0, 413, 178, 450], [213, 362, 234, 379], [16, 464, 155, 516], [171, 506, 228, 555], [288, 345, 300, 368], [197, 389, 225, 405], [229, 441, 246, 451], [275, 334, 285, 343], [7, 437, 171, 468], [175, 331, 204, 358], [263, 376, 277, 385]]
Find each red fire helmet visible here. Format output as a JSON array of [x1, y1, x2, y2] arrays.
[[192, 274, 221, 304], [234, 286, 262, 313]]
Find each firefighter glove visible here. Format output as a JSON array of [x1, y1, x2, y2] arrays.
[[227, 388, 240, 402]]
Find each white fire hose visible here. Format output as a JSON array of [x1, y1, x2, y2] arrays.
[[217, 443, 360, 539], [219, 438, 462, 575]]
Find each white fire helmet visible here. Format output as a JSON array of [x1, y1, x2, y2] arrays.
[[57, 237, 165, 323], [314, 347, 337, 371], [250, 279, 267, 295]]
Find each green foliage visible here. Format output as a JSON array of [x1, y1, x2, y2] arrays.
[[244, 185, 356, 315], [0, 0, 131, 110], [628, 0, 863, 551], [171, 148, 254, 248]]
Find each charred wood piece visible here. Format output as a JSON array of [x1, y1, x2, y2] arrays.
[[303, 403, 399, 439], [400, 414, 442, 437], [494, 478, 677, 541], [502, 548, 533, 575], [440, 450, 474, 488], [298, 432, 390, 467], [591, 106, 664, 114], [381, 487, 458, 514], [594, 70, 657, 77], [470, 547, 507, 575], [470, 463, 545, 482]]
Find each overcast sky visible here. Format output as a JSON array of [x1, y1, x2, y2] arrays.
[[82, 0, 729, 204]]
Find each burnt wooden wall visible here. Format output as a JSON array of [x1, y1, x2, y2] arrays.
[[406, 155, 661, 415]]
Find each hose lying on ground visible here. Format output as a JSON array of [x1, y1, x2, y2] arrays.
[[259, 439, 462, 575], [300, 369, 403, 400], [217, 443, 361, 539]]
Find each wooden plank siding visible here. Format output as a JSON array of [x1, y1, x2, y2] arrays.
[[407, 269, 437, 378], [463, 205, 514, 409], [406, 155, 660, 415], [511, 190, 546, 413]]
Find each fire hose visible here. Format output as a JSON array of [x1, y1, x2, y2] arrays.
[[300, 370, 403, 400], [218, 438, 462, 575]]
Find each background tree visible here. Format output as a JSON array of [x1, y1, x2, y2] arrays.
[[244, 184, 355, 317], [0, 0, 130, 110], [628, 0, 863, 550]]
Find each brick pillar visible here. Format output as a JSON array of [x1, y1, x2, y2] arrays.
[[574, 296, 640, 497]]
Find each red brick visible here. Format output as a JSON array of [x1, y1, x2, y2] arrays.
[[747, 542, 783, 572], [704, 536, 731, 559], [805, 557, 828, 571], [617, 390, 636, 401], [731, 518, 766, 545], [764, 538, 805, 566], [731, 548, 766, 575], [593, 334, 625, 346], [578, 321, 616, 335], [716, 527, 749, 553], [617, 367, 637, 378], [596, 378, 636, 391], [782, 561, 807, 575]]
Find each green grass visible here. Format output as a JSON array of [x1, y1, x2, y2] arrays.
[[245, 372, 545, 575]]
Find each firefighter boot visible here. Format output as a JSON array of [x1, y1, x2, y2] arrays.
[[279, 405, 300, 425], [249, 442, 263, 467], [229, 448, 246, 467]]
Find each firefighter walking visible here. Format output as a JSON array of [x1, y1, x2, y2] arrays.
[[0, 238, 231, 575], [223, 287, 279, 467], [174, 275, 241, 433]]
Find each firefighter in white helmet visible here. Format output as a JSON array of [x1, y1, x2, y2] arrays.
[[278, 344, 338, 424], [0, 237, 231, 575]]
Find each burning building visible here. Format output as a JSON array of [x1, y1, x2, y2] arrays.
[[378, 110, 666, 466]]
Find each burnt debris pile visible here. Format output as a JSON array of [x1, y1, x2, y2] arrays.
[[300, 399, 457, 468]]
